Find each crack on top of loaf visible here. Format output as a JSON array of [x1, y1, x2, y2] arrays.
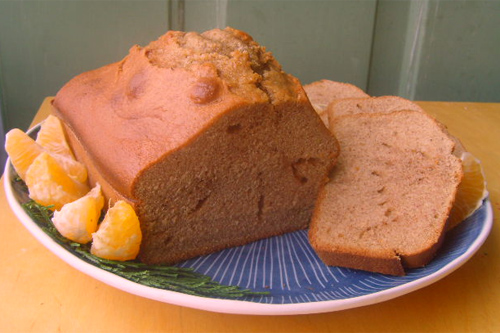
[[142, 27, 294, 104]]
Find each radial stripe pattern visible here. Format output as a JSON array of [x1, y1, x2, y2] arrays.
[[177, 203, 488, 304]]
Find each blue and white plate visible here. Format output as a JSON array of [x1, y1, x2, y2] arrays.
[[3, 124, 493, 315]]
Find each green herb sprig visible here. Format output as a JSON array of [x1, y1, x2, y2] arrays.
[[21, 199, 268, 299]]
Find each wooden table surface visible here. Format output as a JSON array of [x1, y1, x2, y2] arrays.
[[1, 98, 499, 332]]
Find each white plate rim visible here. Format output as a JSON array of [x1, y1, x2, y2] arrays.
[[3, 146, 493, 316]]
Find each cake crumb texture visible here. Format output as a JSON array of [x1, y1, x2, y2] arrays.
[[309, 111, 462, 275]]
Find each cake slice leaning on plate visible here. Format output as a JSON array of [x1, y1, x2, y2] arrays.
[[309, 111, 463, 275]]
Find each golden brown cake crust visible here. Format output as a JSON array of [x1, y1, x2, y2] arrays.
[[53, 28, 339, 264], [54, 27, 302, 198]]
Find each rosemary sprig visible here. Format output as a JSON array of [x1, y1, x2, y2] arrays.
[[21, 199, 268, 299]]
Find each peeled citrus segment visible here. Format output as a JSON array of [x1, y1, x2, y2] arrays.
[[5, 128, 45, 181], [52, 184, 105, 244], [36, 115, 75, 158], [51, 154, 88, 184], [448, 152, 488, 229], [36, 115, 87, 183], [5, 127, 87, 183], [91, 200, 142, 261], [25, 152, 90, 211]]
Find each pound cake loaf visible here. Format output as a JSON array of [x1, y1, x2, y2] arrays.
[[309, 111, 462, 275], [53, 27, 339, 265]]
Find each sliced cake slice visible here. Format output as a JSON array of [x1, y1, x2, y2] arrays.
[[309, 111, 463, 275], [327, 95, 466, 158], [327, 95, 424, 119], [303, 80, 369, 125]]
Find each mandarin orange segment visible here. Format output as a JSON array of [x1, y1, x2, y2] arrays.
[[6, 126, 87, 183], [448, 152, 488, 229], [52, 184, 105, 244], [91, 200, 142, 261], [5, 128, 45, 181], [25, 152, 90, 211], [36, 115, 87, 183], [51, 154, 88, 184], [36, 115, 75, 158]]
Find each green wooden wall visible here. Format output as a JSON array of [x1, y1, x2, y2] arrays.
[[1, 0, 499, 166], [368, 0, 500, 101], [0, 0, 170, 132]]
